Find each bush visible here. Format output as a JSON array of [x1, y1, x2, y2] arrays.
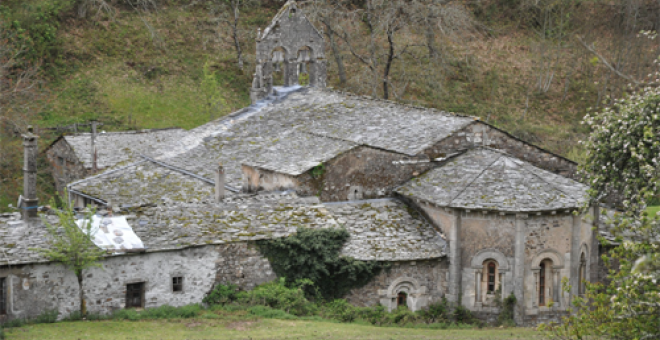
[[385, 306, 420, 325], [453, 305, 476, 324], [497, 293, 516, 327], [418, 298, 450, 323], [203, 283, 239, 306], [239, 278, 316, 316], [323, 299, 357, 323]]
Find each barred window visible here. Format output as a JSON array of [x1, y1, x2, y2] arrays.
[[126, 282, 144, 309], [172, 277, 183, 292]]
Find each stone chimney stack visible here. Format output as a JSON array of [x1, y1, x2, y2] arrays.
[[22, 126, 39, 219], [215, 163, 225, 202]]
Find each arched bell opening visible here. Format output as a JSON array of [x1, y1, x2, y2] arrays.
[[271, 47, 288, 87], [296, 47, 313, 86]]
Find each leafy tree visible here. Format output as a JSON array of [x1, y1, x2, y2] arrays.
[[541, 77, 660, 339], [32, 197, 105, 317], [257, 228, 388, 301]]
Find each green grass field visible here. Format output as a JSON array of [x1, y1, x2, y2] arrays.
[[647, 206, 660, 217], [5, 319, 543, 340]]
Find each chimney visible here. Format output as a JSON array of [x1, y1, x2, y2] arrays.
[[215, 162, 225, 202], [22, 126, 39, 219], [90, 120, 98, 173]]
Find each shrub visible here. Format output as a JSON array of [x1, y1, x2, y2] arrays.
[[240, 278, 316, 316], [453, 305, 476, 324], [111, 304, 201, 320], [323, 299, 357, 323], [203, 283, 239, 306], [386, 306, 420, 325], [418, 298, 449, 323]]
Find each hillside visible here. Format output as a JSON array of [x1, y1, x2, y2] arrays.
[[1, 0, 659, 211]]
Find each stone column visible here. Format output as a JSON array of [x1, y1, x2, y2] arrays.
[[553, 270, 561, 308], [286, 59, 297, 86], [531, 269, 539, 308], [448, 209, 462, 305], [91, 120, 97, 173], [514, 213, 527, 325], [570, 212, 581, 302], [22, 126, 39, 220], [215, 163, 225, 202], [475, 271, 482, 306]]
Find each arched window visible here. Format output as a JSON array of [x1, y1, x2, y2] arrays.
[[397, 292, 407, 307], [487, 262, 496, 293], [579, 253, 587, 296], [538, 259, 553, 306]]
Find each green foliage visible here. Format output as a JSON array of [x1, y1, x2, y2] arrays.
[[323, 299, 358, 323], [31, 197, 105, 279], [417, 298, 450, 324], [310, 163, 326, 178], [203, 283, 239, 306], [257, 228, 388, 301], [247, 305, 298, 319], [453, 305, 475, 324], [111, 304, 202, 321], [497, 293, 516, 327], [32, 310, 58, 324], [238, 278, 316, 316], [200, 60, 226, 121]]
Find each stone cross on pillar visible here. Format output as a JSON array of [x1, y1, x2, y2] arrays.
[[22, 126, 39, 220], [215, 163, 225, 202], [91, 120, 98, 173]]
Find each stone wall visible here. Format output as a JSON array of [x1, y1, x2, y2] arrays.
[[298, 146, 433, 202], [423, 122, 577, 178], [0, 242, 278, 320], [214, 242, 277, 290], [46, 138, 89, 194], [344, 259, 449, 312]]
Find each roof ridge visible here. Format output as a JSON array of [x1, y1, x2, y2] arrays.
[[510, 155, 579, 201], [66, 127, 183, 137]]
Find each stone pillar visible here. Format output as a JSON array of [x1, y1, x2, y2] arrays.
[[22, 126, 39, 220], [215, 163, 225, 202], [316, 59, 327, 88], [448, 209, 462, 305], [287, 58, 297, 86], [553, 270, 561, 308], [570, 212, 581, 302], [532, 269, 539, 308], [514, 213, 527, 325], [475, 271, 482, 305]]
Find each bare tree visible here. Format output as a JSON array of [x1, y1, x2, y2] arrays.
[[207, 0, 259, 70]]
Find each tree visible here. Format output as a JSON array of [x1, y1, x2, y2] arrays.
[[206, 0, 259, 70], [541, 75, 660, 339], [32, 196, 105, 317], [200, 60, 226, 121]]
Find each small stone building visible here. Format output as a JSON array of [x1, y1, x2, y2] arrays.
[[16, 0, 605, 326]]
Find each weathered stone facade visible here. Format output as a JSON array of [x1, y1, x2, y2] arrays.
[[424, 122, 577, 178], [344, 259, 449, 312], [46, 137, 89, 194], [214, 242, 276, 290]]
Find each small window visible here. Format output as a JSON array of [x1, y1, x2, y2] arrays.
[[0, 278, 6, 315], [397, 292, 407, 307], [172, 277, 183, 292], [57, 157, 64, 166], [539, 263, 546, 306], [126, 282, 144, 309], [487, 262, 496, 293]]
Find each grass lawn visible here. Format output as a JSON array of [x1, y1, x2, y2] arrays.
[[647, 206, 660, 217], [5, 319, 544, 340]]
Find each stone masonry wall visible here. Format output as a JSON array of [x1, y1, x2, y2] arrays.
[[214, 242, 277, 291], [424, 122, 577, 178], [344, 259, 448, 310], [46, 139, 89, 194], [297, 146, 433, 202]]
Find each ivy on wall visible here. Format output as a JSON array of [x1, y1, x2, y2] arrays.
[[256, 228, 388, 300]]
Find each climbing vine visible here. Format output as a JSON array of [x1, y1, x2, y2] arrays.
[[257, 228, 388, 300]]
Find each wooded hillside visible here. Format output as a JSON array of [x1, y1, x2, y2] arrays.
[[1, 0, 659, 210]]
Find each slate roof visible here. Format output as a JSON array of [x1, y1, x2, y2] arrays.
[[0, 197, 446, 265], [69, 87, 473, 206], [62, 128, 186, 170], [396, 148, 589, 212]]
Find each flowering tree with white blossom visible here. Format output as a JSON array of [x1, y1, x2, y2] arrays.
[[542, 66, 660, 339]]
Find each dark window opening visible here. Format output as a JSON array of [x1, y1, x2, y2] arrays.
[[539, 263, 546, 306], [397, 292, 407, 307], [0, 278, 6, 315], [126, 282, 144, 309], [57, 157, 64, 166], [487, 262, 496, 293], [579, 253, 587, 296], [172, 277, 183, 292]]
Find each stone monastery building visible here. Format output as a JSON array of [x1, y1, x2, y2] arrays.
[[1, 1, 607, 326]]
